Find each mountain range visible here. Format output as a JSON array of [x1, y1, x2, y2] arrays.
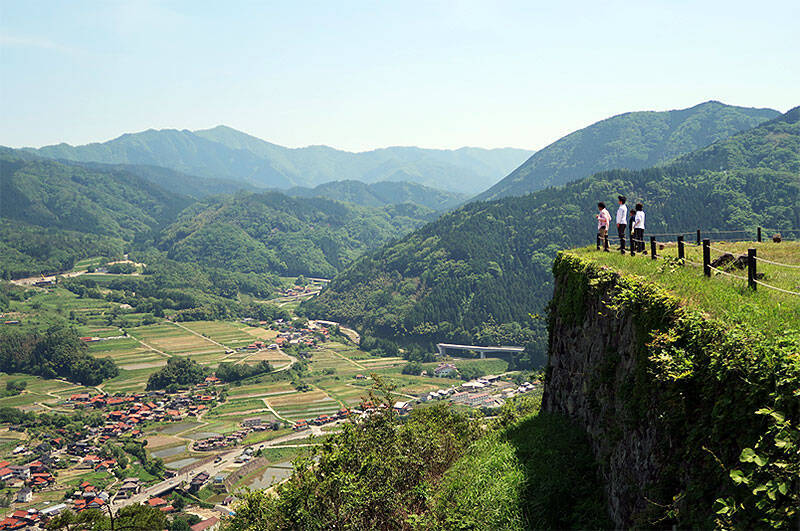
[[3, 100, 793, 287], [475, 101, 779, 201], [0, 148, 437, 279], [26, 126, 532, 195], [285, 180, 466, 210], [301, 106, 800, 365]]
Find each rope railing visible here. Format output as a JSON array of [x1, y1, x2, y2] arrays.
[[594, 225, 800, 297], [751, 256, 800, 269], [708, 265, 749, 281], [753, 280, 800, 297]]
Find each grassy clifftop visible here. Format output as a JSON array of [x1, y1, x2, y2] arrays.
[[569, 240, 800, 336], [545, 247, 800, 527]]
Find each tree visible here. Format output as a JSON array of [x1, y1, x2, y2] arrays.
[[145, 357, 207, 390], [401, 361, 423, 375], [225, 378, 481, 530], [45, 504, 166, 530]]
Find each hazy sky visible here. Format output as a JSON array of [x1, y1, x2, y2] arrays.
[[1, 1, 798, 151]]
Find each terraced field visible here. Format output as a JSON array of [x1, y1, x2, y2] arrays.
[[176, 320, 255, 351], [270, 389, 341, 420], [131, 323, 225, 358], [88, 337, 167, 370], [0, 373, 96, 412]]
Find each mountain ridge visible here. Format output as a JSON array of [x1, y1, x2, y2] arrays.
[[301, 105, 800, 362], [26, 126, 532, 194], [474, 101, 779, 202]]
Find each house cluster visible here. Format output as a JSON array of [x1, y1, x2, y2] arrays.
[[292, 408, 349, 431], [69, 481, 109, 513], [145, 495, 176, 513], [68, 390, 216, 441], [194, 417, 281, 451], [240, 318, 332, 352], [0, 455, 58, 498], [0, 503, 67, 530], [432, 362, 458, 377], [282, 284, 316, 297], [422, 376, 541, 409]]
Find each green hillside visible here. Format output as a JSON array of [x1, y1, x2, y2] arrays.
[[28, 125, 532, 194], [156, 192, 437, 278], [301, 107, 800, 360], [286, 179, 466, 210], [0, 148, 192, 278], [475, 101, 778, 201], [79, 161, 260, 199], [0, 148, 190, 238]]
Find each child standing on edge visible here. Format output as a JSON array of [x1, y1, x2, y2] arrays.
[[596, 202, 611, 252], [633, 203, 645, 253]]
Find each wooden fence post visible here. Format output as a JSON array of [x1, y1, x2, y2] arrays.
[[748, 248, 757, 291], [757, 227, 762, 242], [696, 229, 701, 246], [703, 239, 711, 277], [650, 236, 656, 260], [677, 235, 684, 260]]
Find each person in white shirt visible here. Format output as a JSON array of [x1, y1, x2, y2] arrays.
[[596, 202, 611, 251], [633, 202, 646, 253], [616, 195, 628, 254]]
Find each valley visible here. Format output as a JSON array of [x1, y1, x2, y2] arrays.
[[0, 102, 797, 530], [0, 272, 533, 523]]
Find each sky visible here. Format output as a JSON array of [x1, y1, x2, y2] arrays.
[[1, 1, 798, 152]]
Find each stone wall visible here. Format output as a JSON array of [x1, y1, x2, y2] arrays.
[[540, 252, 796, 528], [542, 259, 664, 527]]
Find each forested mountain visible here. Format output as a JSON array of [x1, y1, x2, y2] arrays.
[[27, 125, 532, 194], [156, 192, 437, 278], [78, 161, 259, 199], [0, 148, 192, 278], [0, 148, 190, 238], [302, 107, 800, 364], [475, 101, 779, 201], [286, 180, 466, 210]]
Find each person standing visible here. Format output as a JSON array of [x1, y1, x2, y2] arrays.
[[633, 202, 646, 253], [596, 202, 611, 251], [616, 195, 628, 253]]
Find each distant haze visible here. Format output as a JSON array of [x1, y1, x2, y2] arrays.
[[1, 2, 798, 151], [26, 126, 532, 194]]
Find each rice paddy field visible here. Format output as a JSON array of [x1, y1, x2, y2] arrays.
[[2, 282, 523, 482], [0, 372, 97, 412]]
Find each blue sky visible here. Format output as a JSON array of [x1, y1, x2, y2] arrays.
[[1, 1, 798, 151]]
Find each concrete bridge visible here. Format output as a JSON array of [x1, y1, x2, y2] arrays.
[[436, 343, 524, 358]]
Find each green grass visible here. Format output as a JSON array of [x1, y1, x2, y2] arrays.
[[242, 428, 293, 446], [430, 411, 611, 530], [571, 241, 800, 336]]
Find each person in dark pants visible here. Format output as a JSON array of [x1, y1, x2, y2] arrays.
[[615, 195, 628, 253], [633, 202, 646, 253]]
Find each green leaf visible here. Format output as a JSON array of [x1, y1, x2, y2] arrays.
[[778, 483, 789, 495], [729, 469, 748, 485], [740, 447, 757, 462]]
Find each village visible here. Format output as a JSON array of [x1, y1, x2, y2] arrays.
[[0, 279, 540, 530]]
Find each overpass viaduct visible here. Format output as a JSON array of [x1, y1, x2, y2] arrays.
[[436, 343, 524, 359]]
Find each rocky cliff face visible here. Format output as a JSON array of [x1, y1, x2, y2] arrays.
[[542, 260, 667, 527], [541, 252, 799, 528]]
